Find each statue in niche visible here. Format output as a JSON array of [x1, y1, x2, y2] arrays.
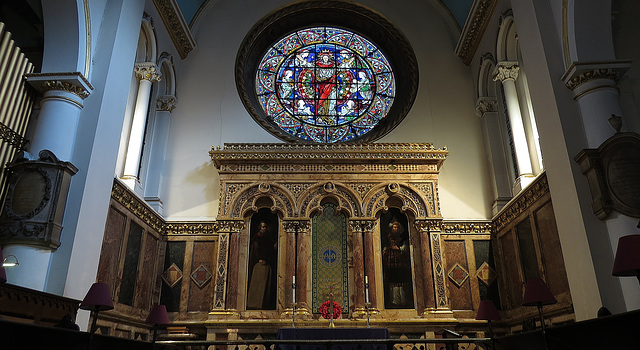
[[381, 208, 414, 308], [247, 210, 278, 310]]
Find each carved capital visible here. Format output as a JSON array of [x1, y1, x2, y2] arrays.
[[215, 220, 244, 233], [475, 97, 498, 117], [39, 81, 91, 99], [156, 95, 177, 112], [134, 63, 162, 82], [562, 61, 632, 92], [414, 219, 442, 233], [348, 220, 377, 233], [283, 220, 310, 234], [493, 61, 519, 82]]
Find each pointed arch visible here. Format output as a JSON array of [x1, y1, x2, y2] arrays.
[[298, 182, 362, 218], [364, 183, 431, 219], [229, 183, 296, 219]]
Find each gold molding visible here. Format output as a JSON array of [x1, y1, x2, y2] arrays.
[[210, 143, 448, 169], [455, 0, 498, 66], [152, 0, 196, 59], [111, 179, 165, 233], [493, 172, 549, 232]]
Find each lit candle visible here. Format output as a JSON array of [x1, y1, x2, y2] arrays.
[[292, 275, 296, 304], [365, 275, 369, 304]]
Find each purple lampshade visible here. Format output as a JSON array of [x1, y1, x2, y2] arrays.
[[522, 277, 557, 306], [476, 300, 501, 321], [612, 235, 640, 276], [146, 305, 170, 325], [80, 282, 114, 311]]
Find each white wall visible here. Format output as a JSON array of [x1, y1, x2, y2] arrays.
[[162, 0, 492, 220]]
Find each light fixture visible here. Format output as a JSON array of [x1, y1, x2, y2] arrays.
[[522, 277, 557, 333], [476, 300, 501, 337], [79, 282, 114, 334], [146, 304, 170, 342], [2, 254, 19, 267], [612, 234, 640, 285]]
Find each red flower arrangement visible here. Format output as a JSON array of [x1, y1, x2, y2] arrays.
[[319, 300, 341, 319]]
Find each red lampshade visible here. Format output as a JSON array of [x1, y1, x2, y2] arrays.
[[80, 282, 114, 311], [522, 277, 557, 306], [476, 300, 501, 321], [612, 234, 640, 276], [146, 305, 170, 325]]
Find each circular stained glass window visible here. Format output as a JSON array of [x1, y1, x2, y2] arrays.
[[236, 1, 418, 144], [256, 27, 395, 143]]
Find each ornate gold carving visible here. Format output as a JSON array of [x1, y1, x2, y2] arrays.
[[562, 60, 632, 91], [283, 220, 310, 234], [475, 97, 498, 117], [156, 95, 177, 112], [210, 143, 448, 168], [414, 219, 443, 232], [134, 63, 162, 82], [40, 80, 90, 99], [152, 0, 196, 59], [164, 222, 217, 235], [494, 173, 550, 232], [493, 61, 520, 82], [111, 179, 165, 233], [455, 0, 499, 66], [441, 221, 492, 234]]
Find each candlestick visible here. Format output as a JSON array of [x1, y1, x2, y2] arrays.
[[365, 275, 369, 304], [292, 275, 296, 304]]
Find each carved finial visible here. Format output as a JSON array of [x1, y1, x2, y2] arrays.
[[609, 114, 622, 133]]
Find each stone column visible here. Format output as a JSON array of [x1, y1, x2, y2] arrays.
[[144, 95, 176, 214], [415, 220, 435, 315], [427, 220, 453, 317], [565, 60, 640, 311], [295, 221, 311, 316], [563, 61, 631, 148], [361, 220, 379, 312], [4, 73, 91, 291], [348, 220, 366, 317], [210, 220, 243, 317], [122, 62, 161, 193], [476, 97, 513, 214], [26, 73, 92, 160], [283, 221, 298, 310], [493, 61, 535, 191]]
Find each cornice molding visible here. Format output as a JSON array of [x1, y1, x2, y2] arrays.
[[152, 0, 196, 59], [210, 143, 448, 169], [562, 60, 632, 91], [455, 0, 498, 66], [493, 172, 549, 232]]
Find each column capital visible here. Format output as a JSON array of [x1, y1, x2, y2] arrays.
[[562, 60, 632, 92], [214, 220, 244, 233], [134, 62, 162, 82], [283, 220, 310, 234], [414, 218, 443, 232], [492, 61, 519, 82], [25, 72, 93, 100], [475, 97, 498, 117], [348, 219, 377, 233], [156, 95, 177, 112]]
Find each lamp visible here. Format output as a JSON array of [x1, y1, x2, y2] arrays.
[[146, 304, 170, 342], [522, 277, 556, 333], [79, 282, 114, 334], [612, 234, 640, 285], [476, 300, 501, 337], [2, 254, 19, 267]]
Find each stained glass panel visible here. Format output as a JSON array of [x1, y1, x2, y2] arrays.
[[255, 26, 396, 143]]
